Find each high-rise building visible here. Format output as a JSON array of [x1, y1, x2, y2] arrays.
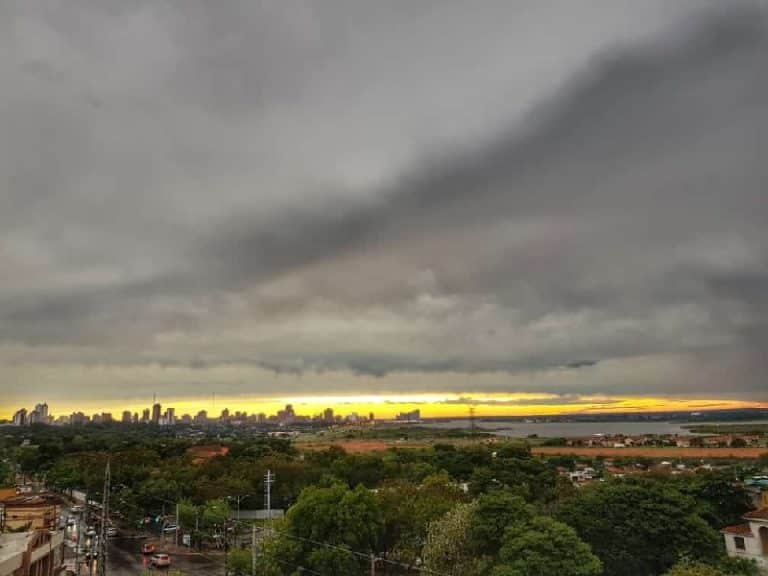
[[36, 403, 49, 420], [165, 407, 175, 425], [70, 412, 88, 425], [194, 410, 208, 423], [133, 412, 139, 424], [12, 408, 27, 426], [141, 408, 150, 423], [122, 410, 132, 424], [220, 408, 230, 421], [151, 403, 161, 424], [101, 412, 113, 423], [323, 408, 334, 423]]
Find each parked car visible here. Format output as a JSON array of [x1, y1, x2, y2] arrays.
[[150, 553, 171, 568], [142, 543, 157, 555], [106, 526, 118, 537], [162, 524, 178, 532], [85, 527, 97, 537], [70, 505, 84, 514]]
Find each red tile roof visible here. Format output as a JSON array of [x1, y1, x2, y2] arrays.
[[743, 508, 768, 521], [721, 523, 754, 536]]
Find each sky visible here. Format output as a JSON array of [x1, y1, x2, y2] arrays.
[[1, 1, 767, 419]]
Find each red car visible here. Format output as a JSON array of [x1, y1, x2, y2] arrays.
[[142, 543, 156, 555]]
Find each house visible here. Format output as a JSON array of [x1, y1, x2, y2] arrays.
[[0, 529, 65, 576], [0, 494, 63, 532], [721, 507, 768, 569]]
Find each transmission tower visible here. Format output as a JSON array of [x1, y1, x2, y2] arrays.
[[98, 458, 110, 576], [264, 470, 275, 520]]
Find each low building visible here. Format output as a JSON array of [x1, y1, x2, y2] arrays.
[[721, 507, 768, 569], [0, 494, 63, 532], [0, 530, 64, 576]]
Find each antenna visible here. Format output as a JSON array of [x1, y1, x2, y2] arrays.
[[469, 406, 476, 435]]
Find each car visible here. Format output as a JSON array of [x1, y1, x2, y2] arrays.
[[150, 553, 171, 568], [70, 505, 84, 514], [84, 548, 98, 560], [162, 524, 177, 532], [85, 527, 97, 537], [142, 543, 157, 555], [106, 527, 118, 537]]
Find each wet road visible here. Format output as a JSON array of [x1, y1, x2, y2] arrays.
[[60, 507, 222, 575], [106, 536, 224, 575]]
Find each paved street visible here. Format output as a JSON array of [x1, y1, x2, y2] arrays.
[[106, 536, 224, 576], [60, 506, 223, 575]]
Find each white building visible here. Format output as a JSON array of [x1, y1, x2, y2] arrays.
[[721, 507, 768, 569]]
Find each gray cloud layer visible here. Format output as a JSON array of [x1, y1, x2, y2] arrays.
[[1, 1, 767, 406]]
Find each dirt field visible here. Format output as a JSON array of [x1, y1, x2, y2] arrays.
[[531, 446, 767, 459]]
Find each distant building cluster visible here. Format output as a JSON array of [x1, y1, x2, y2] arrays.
[[11, 403, 50, 426], [395, 409, 421, 422], [9, 402, 377, 427]]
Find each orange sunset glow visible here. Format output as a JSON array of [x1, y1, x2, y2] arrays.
[[14, 394, 766, 422]]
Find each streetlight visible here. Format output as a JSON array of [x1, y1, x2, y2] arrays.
[[226, 494, 251, 521]]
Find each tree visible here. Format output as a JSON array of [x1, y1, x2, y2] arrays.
[[422, 502, 479, 576], [493, 516, 602, 576], [228, 548, 252, 575], [469, 490, 533, 556], [556, 481, 721, 576], [378, 474, 466, 563], [677, 473, 753, 529], [264, 483, 383, 575]]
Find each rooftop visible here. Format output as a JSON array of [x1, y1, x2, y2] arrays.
[[0, 532, 33, 569], [743, 508, 768, 522], [721, 523, 754, 537]]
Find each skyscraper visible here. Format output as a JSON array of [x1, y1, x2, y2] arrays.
[[12, 408, 27, 426], [152, 403, 161, 424]]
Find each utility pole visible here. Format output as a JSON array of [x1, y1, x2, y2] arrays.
[[98, 458, 110, 576], [370, 553, 376, 576], [175, 502, 180, 547], [263, 470, 275, 520], [251, 524, 257, 576]]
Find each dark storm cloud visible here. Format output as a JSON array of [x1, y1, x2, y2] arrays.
[[1, 1, 767, 403]]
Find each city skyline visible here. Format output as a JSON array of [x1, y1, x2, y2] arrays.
[[5, 394, 767, 423]]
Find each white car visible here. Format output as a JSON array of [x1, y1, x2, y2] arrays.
[[150, 553, 171, 568]]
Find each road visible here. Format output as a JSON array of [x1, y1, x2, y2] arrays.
[[106, 536, 223, 576], [60, 506, 222, 575]]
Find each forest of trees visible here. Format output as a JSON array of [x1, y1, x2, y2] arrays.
[[1, 425, 765, 576]]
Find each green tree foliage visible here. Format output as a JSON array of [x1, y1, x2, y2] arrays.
[[556, 481, 722, 576], [675, 473, 753, 529], [468, 490, 534, 556], [227, 548, 252, 575], [422, 502, 479, 576], [259, 483, 383, 575], [493, 516, 602, 576], [378, 473, 466, 563]]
